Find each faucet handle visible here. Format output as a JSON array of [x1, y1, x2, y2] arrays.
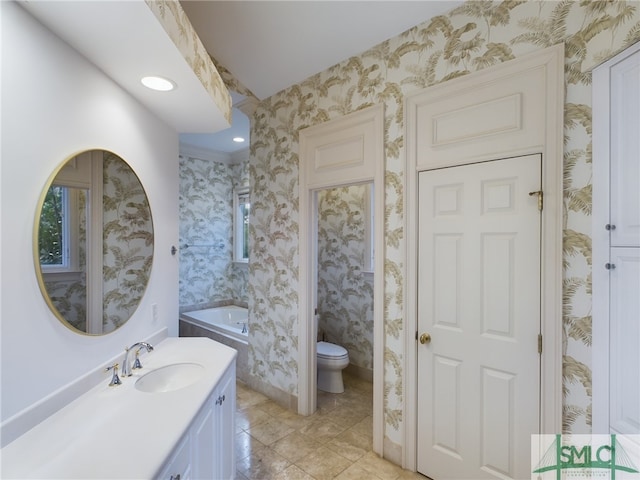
[[132, 350, 143, 370], [105, 363, 122, 387]]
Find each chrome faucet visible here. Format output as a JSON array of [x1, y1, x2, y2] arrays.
[[122, 342, 154, 377]]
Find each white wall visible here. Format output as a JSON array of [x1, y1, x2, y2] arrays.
[[0, 2, 179, 424]]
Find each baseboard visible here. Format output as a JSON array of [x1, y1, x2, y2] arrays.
[[245, 375, 298, 413], [345, 363, 373, 383]]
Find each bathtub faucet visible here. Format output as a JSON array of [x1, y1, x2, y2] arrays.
[[122, 341, 154, 377], [237, 322, 248, 334]]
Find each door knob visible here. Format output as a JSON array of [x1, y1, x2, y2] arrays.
[[419, 333, 431, 344]]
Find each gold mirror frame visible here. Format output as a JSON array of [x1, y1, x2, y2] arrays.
[[33, 149, 154, 335]]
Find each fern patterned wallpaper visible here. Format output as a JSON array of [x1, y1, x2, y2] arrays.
[[317, 185, 374, 375], [145, 0, 232, 124], [246, 0, 640, 452], [102, 153, 153, 333], [179, 154, 249, 309]]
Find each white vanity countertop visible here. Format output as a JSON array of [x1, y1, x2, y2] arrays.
[[0, 337, 237, 479]]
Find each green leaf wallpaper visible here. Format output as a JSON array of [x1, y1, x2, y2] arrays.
[[245, 0, 640, 450], [179, 155, 249, 309], [317, 185, 374, 375], [102, 152, 153, 332]]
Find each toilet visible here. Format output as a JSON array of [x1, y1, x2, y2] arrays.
[[317, 341, 349, 393]]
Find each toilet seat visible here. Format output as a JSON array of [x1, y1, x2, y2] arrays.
[[317, 341, 348, 359]]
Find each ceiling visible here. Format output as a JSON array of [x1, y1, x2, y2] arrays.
[[19, 0, 232, 135], [20, 1, 463, 156], [180, 0, 462, 154]]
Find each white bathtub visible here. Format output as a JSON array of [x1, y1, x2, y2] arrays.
[[180, 306, 248, 343]]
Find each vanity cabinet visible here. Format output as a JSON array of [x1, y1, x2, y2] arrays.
[[1, 338, 237, 479], [211, 361, 236, 479], [158, 362, 236, 480]]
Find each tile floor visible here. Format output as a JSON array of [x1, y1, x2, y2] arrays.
[[235, 373, 426, 479]]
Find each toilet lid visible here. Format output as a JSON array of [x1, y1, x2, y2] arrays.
[[317, 341, 348, 358]]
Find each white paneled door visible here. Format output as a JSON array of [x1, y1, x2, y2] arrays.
[[417, 155, 542, 479]]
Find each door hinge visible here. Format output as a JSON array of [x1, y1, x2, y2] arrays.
[[529, 191, 543, 211], [538, 334, 543, 354]]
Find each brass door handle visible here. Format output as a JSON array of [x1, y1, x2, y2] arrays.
[[419, 333, 431, 344]]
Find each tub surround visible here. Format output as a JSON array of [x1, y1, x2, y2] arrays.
[[1, 337, 237, 479], [181, 319, 249, 385], [180, 306, 249, 385], [181, 305, 248, 342]]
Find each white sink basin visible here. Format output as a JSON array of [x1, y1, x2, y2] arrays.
[[135, 363, 205, 393]]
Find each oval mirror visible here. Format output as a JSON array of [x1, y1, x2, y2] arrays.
[[34, 150, 153, 335]]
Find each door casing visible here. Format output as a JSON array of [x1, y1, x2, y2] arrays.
[[404, 44, 565, 470], [299, 104, 386, 456]]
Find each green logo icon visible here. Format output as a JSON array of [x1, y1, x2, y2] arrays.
[[533, 434, 639, 479]]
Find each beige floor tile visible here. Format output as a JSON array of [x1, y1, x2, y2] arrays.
[[354, 452, 406, 480], [349, 416, 373, 439], [316, 392, 342, 413], [344, 375, 374, 395], [323, 404, 371, 429], [271, 431, 323, 463], [277, 409, 319, 430], [233, 378, 421, 480], [237, 385, 271, 409], [236, 430, 266, 461], [396, 469, 431, 479], [272, 464, 317, 480], [258, 400, 290, 417], [237, 406, 273, 430], [248, 417, 295, 446], [326, 429, 373, 462], [298, 418, 349, 444], [295, 446, 352, 480], [236, 443, 291, 479], [334, 463, 384, 480]]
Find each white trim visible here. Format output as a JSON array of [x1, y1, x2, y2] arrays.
[[299, 104, 385, 456], [87, 150, 103, 335], [403, 44, 564, 471], [592, 40, 640, 434]]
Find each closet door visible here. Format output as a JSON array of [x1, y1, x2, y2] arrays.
[[592, 41, 640, 435], [610, 47, 640, 247], [609, 248, 640, 435]]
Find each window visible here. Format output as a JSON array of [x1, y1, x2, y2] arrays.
[[39, 185, 83, 273], [234, 188, 250, 262]]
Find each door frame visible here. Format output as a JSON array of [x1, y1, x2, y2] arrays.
[[299, 104, 385, 456], [404, 45, 565, 470]]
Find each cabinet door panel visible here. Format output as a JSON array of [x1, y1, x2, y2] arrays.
[[192, 402, 215, 479], [609, 247, 640, 434], [610, 48, 640, 247], [215, 364, 236, 479], [158, 435, 191, 480]]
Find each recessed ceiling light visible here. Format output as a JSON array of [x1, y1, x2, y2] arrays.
[[233, 137, 245, 143], [141, 76, 176, 92]]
